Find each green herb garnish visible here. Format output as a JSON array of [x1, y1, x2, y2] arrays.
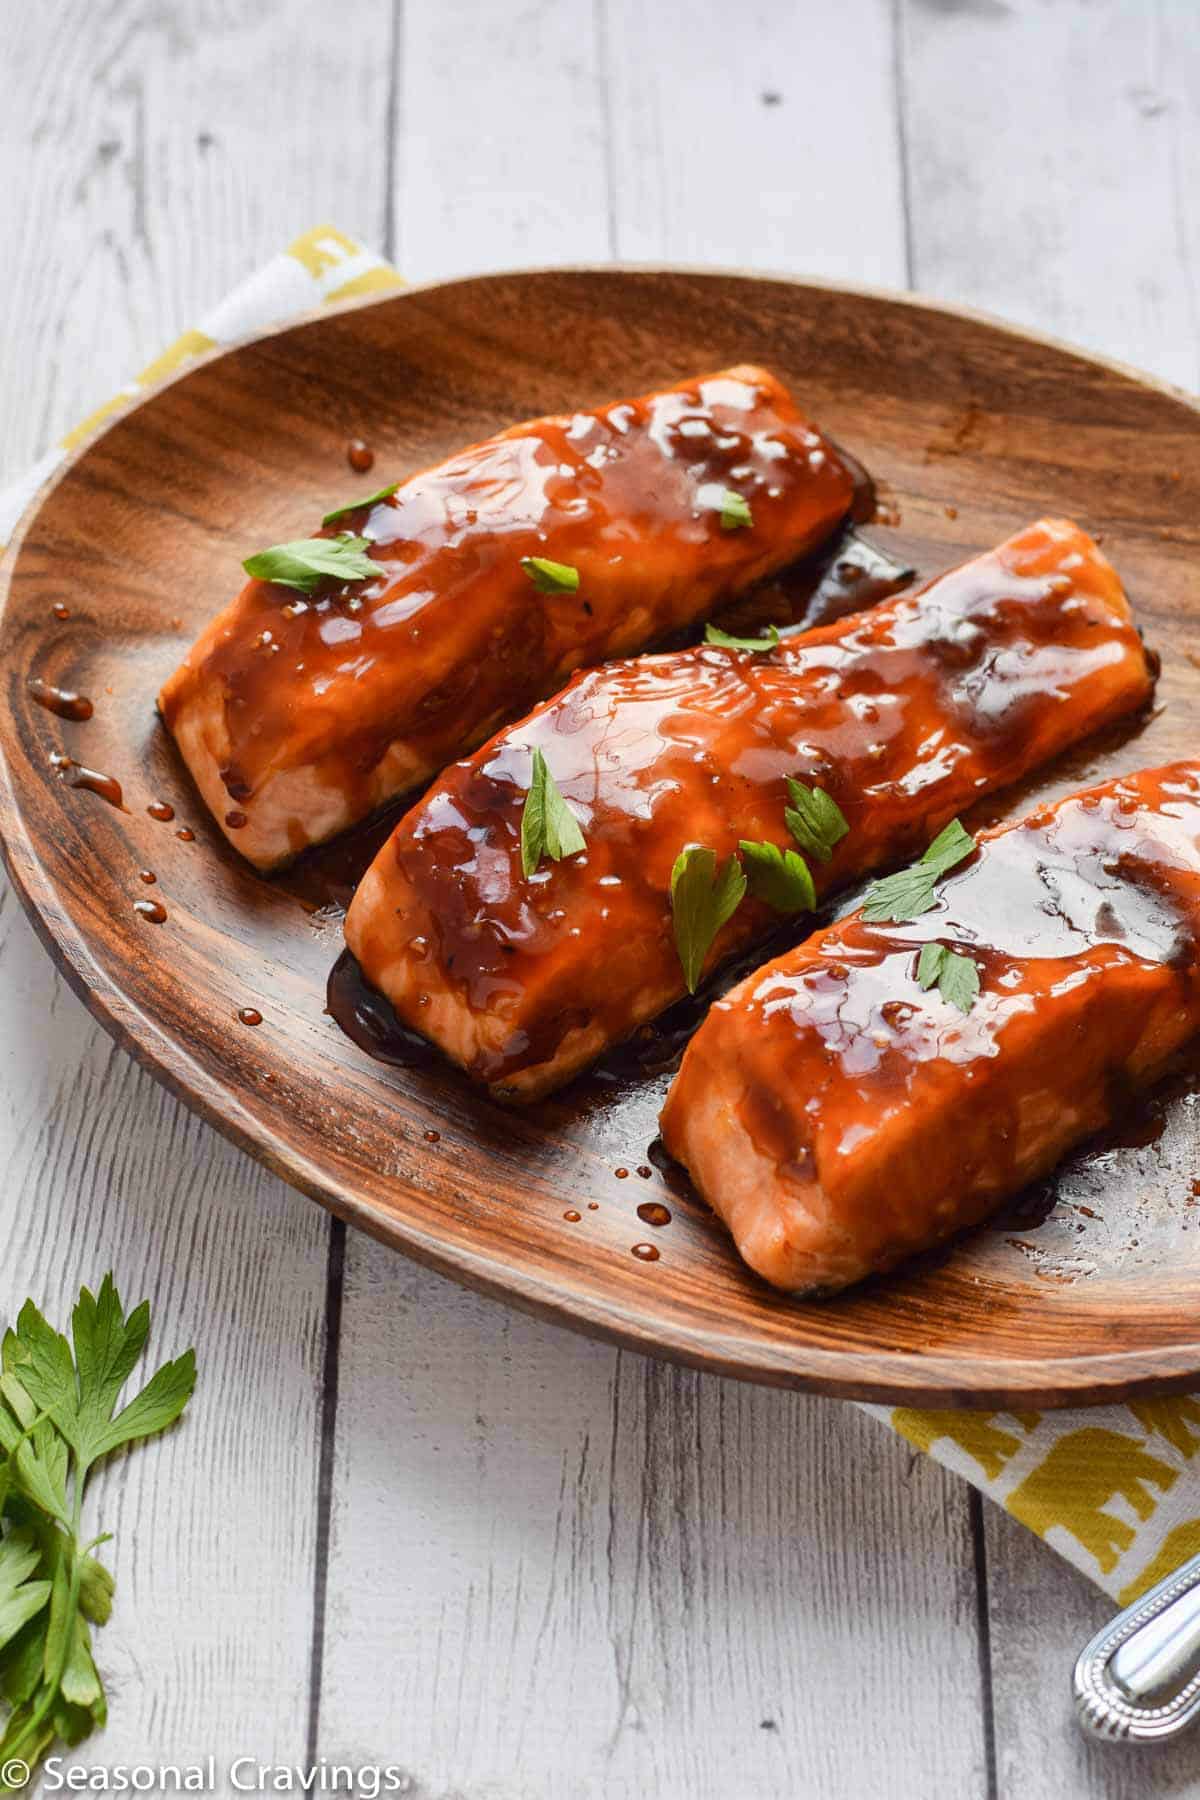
[[861, 819, 975, 923], [704, 623, 781, 653], [520, 557, 581, 595], [718, 490, 753, 531], [739, 840, 816, 914], [0, 1277, 196, 1788], [916, 942, 980, 1014], [784, 780, 849, 865], [670, 847, 747, 993], [321, 483, 399, 526], [243, 533, 377, 594], [520, 748, 587, 877]]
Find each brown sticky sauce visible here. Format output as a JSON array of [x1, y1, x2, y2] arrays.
[[636, 1201, 672, 1228], [225, 809, 248, 830], [176, 827, 195, 842], [29, 678, 93, 721], [237, 1007, 263, 1027], [563, 1209, 582, 1223], [138, 870, 157, 885], [347, 438, 375, 473], [631, 1242, 661, 1262], [133, 898, 166, 924], [57, 763, 125, 810], [51, 602, 70, 621], [326, 949, 443, 1070], [147, 800, 175, 821]]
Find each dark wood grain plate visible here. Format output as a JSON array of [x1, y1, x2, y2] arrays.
[[3, 267, 1200, 1408]]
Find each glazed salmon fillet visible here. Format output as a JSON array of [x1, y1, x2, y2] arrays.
[[660, 763, 1200, 1295], [343, 519, 1155, 1099], [159, 365, 856, 869]]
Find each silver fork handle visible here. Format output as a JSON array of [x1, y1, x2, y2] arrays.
[[1075, 1550, 1200, 1742]]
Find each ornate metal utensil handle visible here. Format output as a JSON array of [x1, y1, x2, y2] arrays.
[[1075, 1550, 1200, 1742]]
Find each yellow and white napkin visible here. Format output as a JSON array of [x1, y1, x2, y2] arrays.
[[4, 225, 1195, 1607]]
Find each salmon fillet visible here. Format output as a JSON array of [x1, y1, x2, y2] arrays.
[[159, 365, 855, 869], [660, 762, 1200, 1295], [344, 519, 1155, 1099]]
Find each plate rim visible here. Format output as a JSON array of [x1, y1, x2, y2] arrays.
[[4, 261, 1200, 1409]]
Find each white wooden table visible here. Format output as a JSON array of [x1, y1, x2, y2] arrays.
[[3, 2, 1198, 1794]]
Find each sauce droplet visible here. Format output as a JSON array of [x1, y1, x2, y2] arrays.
[[133, 899, 167, 924], [614, 1167, 629, 1179], [147, 800, 175, 821], [237, 1007, 262, 1026], [225, 809, 248, 830], [51, 602, 70, 621], [29, 678, 93, 721], [636, 1165, 652, 1179], [563, 1209, 581, 1222], [68, 767, 124, 809], [423, 1129, 441, 1144], [636, 1202, 672, 1229], [138, 870, 157, 885], [631, 1242, 660, 1262], [347, 438, 375, 474], [176, 827, 195, 842], [587, 1202, 599, 1211]]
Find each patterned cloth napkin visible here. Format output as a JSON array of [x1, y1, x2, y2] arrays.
[[5, 225, 1195, 1610]]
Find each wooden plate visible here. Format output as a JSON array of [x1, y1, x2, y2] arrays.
[[3, 267, 1200, 1408]]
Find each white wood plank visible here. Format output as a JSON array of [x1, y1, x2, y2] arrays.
[[605, 0, 909, 284], [899, 1, 1200, 1791], [0, 0, 393, 1780], [323, 4, 988, 1793], [394, 0, 613, 278], [324, 1244, 987, 1799], [899, 0, 1199, 387]]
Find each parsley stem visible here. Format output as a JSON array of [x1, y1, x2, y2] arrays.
[[5, 1461, 90, 1765]]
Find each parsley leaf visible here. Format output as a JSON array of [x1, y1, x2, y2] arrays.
[[520, 556, 580, 595], [520, 748, 587, 878], [0, 1537, 50, 1656], [784, 780, 849, 865], [916, 942, 980, 1014], [670, 847, 747, 993], [242, 533, 377, 594], [861, 819, 976, 923], [718, 489, 753, 531], [321, 482, 399, 527], [739, 840, 816, 914], [0, 1278, 196, 1787], [704, 623, 781, 653]]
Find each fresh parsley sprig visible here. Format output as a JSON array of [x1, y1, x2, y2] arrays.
[[670, 848, 747, 993], [704, 623, 781, 653], [520, 557, 580, 595], [738, 840, 816, 915], [861, 819, 975, 923], [916, 942, 980, 1014], [784, 780, 848, 865], [0, 1278, 196, 1789], [321, 483, 399, 527], [243, 533, 377, 594], [717, 489, 753, 531], [520, 749, 587, 877]]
